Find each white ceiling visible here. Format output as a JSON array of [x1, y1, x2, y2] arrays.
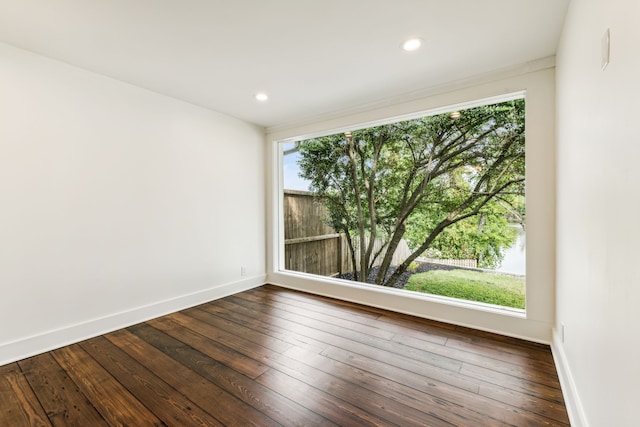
[[0, 0, 569, 128]]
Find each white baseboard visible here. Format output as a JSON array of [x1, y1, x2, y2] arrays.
[[551, 329, 589, 427], [0, 275, 266, 366]]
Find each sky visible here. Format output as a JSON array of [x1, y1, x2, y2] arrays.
[[282, 143, 311, 191]]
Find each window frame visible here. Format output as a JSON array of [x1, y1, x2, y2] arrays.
[[274, 91, 528, 317]]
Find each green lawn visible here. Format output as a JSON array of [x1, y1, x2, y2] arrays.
[[405, 269, 525, 309]]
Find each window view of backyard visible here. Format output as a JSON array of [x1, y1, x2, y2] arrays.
[[281, 97, 526, 310]]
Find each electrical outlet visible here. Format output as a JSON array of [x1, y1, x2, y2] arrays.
[[241, 266, 247, 276]]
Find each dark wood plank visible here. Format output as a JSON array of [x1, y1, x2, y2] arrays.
[[225, 293, 564, 423], [182, 305, 457, 426], [1, 285, 570, 427], [257, 287, 561, 389], [226, 290, 568, 426], [260, 347, 466, 427], [80, 336, 225, 427], [478, 382, 570, 424], [392, 331, 562, 387], [254, 368, 391, 427], [253, 286, 386, 323], [149, 314, 271, 379], [460, 362, 566, 404], [207, 296, 482, 392], [183, 305, 456, 426], [454, 324, 554, 353], [446, 335, 558, 369], [198, 299, 318, 349], [0, 363, 51, 427], [199, 298, 510, 424], [252, 288, 559, 394], [280, 345, 508, 427], [226, 293, 464, 373], [50, 344, 164, 426], [257, 288, 450, 345], [259, 284, 385, 320], [179, 307, 294, 354], [241, 294, 397, 340], [220, 295, 480, 392], [258, 284, 455, 334], [18, 353, 108, 427], [319, 346, 568, 426], [105, 329, 283, 427], [128, 322, 338, 427]]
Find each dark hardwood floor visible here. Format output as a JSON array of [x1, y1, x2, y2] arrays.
[[0, 284, 569, 426]]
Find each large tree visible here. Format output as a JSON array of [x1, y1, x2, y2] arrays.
[[297, 99, 525, 287]]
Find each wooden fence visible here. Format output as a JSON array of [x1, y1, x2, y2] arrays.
[[418, 257, 478, 269], [283, 190, 411, 276], [283, 190, 342, 276]]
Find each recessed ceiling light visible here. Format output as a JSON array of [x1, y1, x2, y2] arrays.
[[255, 92, 269, 102], [402, 38, 423, 52]]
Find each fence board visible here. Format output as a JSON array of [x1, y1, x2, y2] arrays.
[[340, 236, 412, 274], [419, 258, 478, 269], [283, 190, 412, 277], [284, 190, 340, 276], [283, 190, 334, 240]]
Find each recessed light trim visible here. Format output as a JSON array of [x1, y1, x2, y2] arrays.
[[255, 92, 269, 102], [402, 38, 423, 52]]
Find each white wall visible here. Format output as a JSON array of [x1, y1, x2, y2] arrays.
[[0, 43, 266, 365], [555, 0, 640, 426], [267, 66, 557, 343]]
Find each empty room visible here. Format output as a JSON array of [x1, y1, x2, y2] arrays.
[[1, 1, 638, 426]]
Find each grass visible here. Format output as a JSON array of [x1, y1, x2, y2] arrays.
[[405, 269, 525, 309]]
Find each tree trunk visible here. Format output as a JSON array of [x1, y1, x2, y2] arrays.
[[382, 219, 451, 287], [346, 133, 368, 281], [342, 230, 359, 281], [375, 220, 406, 285]]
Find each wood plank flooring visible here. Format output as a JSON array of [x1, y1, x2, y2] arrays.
[[0, 285, 570, 426]]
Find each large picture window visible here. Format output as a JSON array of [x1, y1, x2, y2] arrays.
[[279, 95, 526, 311]]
